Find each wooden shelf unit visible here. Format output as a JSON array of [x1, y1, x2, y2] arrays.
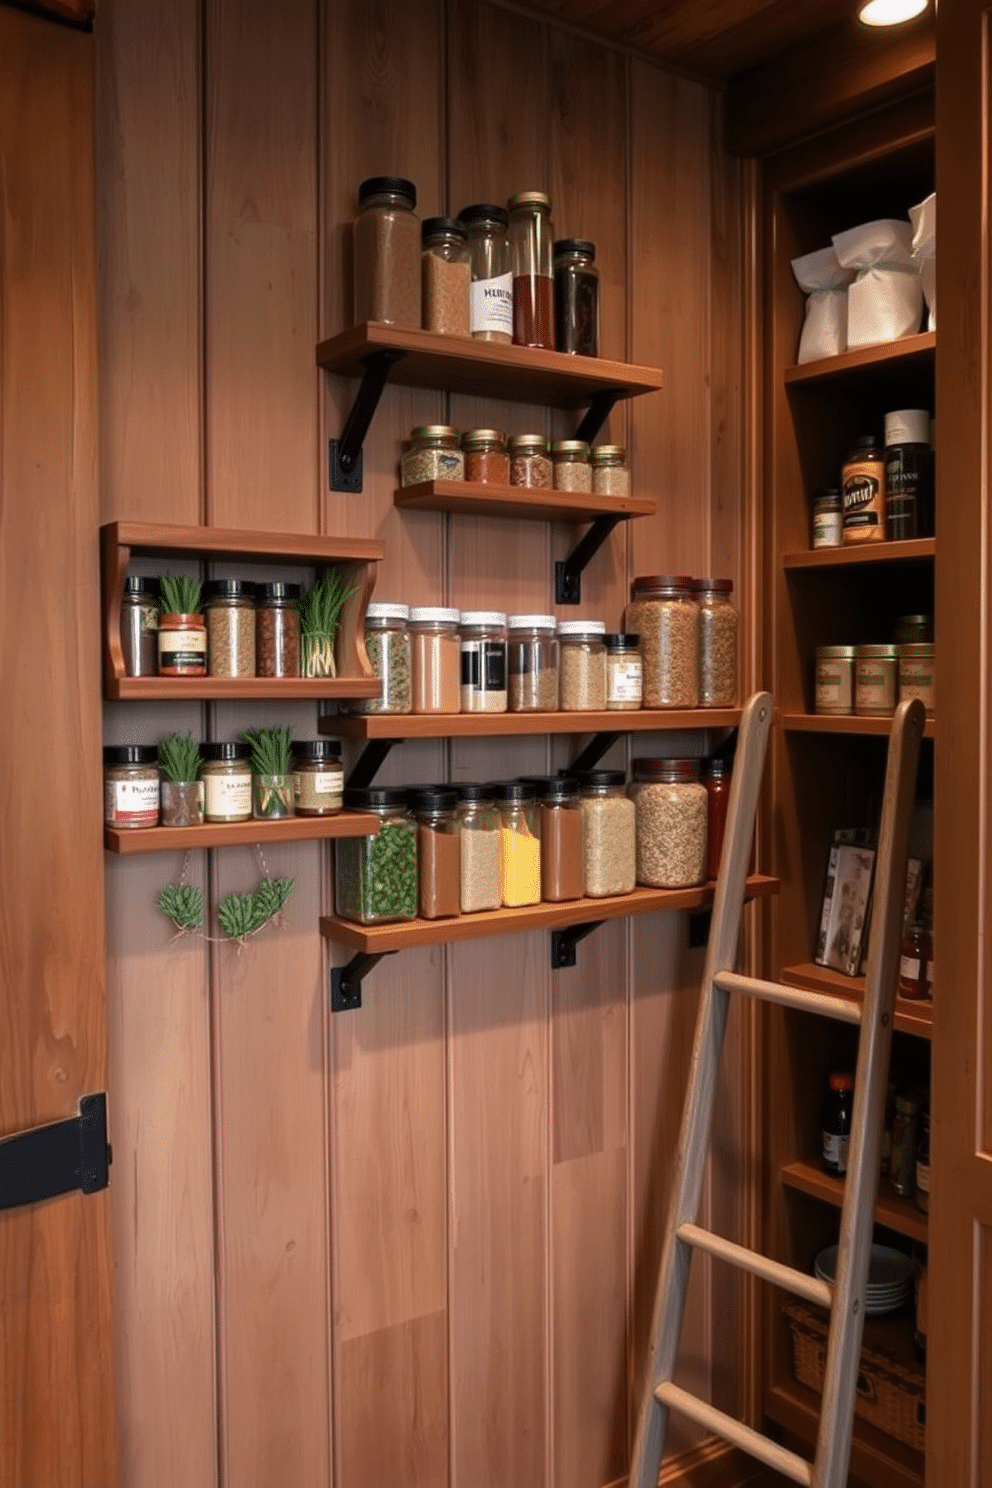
[[783, 331, 935, 389], [325, 706, 742, 742], [780, 1159, 928, 1245], [393, 479, 656, 523], [782, 538, 935, 571], [780, 962, 933, 1039], [781, 713, 936, 739], [104, 810, 381, 856]]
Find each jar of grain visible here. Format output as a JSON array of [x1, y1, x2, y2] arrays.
[[204, 579, 256, 678], [351, 602, 412, 715], [815, 645, 855, 714], [411, 787, 461, 919], [495, 781, 542, 907], [554, 238, 599, 356], [120, 576, 159, 677], [353, 176, 420, 329], [200, 742, 252, 823], [539, 777, 584, 902], [552, 439, 592, 493], [459, 202, 512, 343], [292, 739, 343, 816], [410, 606, 461, 713], [629, 758, 707, 889], [457, 783, 501, 913], [508, 190, 555, 349], [695, 577, 739, 707], [625, 575, 700, 709], [335, 787, 418, 925], [256, 582, 300, 678], [558, 619, 607, 711], [104, 745, 160, 829], [462, 428, 509, 484], [590, 445, 629, 497], [898, 643, 935, 713], [508, 433, 552, 489], [459, 610, 507, 713], [422, 217, 470, 337], [507, 614, 559, 711], [575, 770, 636, 897], [606, 632, 642, 711], [401, 426, 464, 487], [854, 644, 898, 716]]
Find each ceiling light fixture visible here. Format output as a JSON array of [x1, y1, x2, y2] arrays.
[[857, 0, 928, 26]]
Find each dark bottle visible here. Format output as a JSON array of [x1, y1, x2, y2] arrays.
[[915, 1110, 931, 1213], [822, 1071, 854, 1176], [885, 408, 933, 540], [554, 238, 599, 356], [703, 757, 732, 881]]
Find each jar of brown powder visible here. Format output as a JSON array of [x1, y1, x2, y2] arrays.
[[422, 217, 470, 337], [462, 428, 509, 484], [412, 786, 462, 919], [410, 606, 461, 713], [353, 176, 421, 328]]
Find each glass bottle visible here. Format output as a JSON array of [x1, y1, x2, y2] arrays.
[[461, 428, 509, 484], [822, 1071, 854, 1176], [507, 614, 559, 711], [421, 217, 470, 337], [915, 1111, 931, 1213], [696, 578, 739, 707], [576, 769, 636, 897], [457, 784, 501, 913], [256, 582, 300, 679], [459, 610, 507, 713], [508, 190, 555, 349], [890, 1091, 921, 1197], [629, 758, 707, 889], [120, 575, 159, 677], [353, 176, 420, 328], [335, 787, 418, 925], [411, 787, 461, 919], [558, 620, 607, 711], [352, 603, 412, 715], [554, 238, 599, 355], [539, 778, 584, 902], [458, 202, 512, 343], [495, 782, 542, 907], [200, 742, 252, 823], [885, 408, 933, 540], [898, 920, 931, 1000], [410, 607, 461, 713], [204, 579, 256, 679], [625, 575, 700, 708], [842, 433, 886, 544], [703, 757, 732, 881]]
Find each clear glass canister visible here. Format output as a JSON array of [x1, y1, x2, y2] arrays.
[[625, 575, 700, 709], [552, 439, 592, 493], [256, 582, 300, 678], [606, 632, 642, 711], [335, 787, 418, 924], [458, 202, 512, 343], [898, 643, 935, 713], [462, 428, 509, 484], [553, 238, 599, 356], [401, 425, 464, 487], [815, 645, 855, 714], [508, 190, 555, 349], [204, 579, 256, 679], [854, 644, 898, 716], [353, 603, 412, 715], [353, 175, 420, 328], [591, 445, 629, 497], [508, 614, 559, 711], [460, 610, 507, 713], [495, 782, 542, 907], [411, 786, 461, 919], [540, 778, 584, 902], [421, 216, 470, 337], [120, 576, 159, 677], [457, 783, 502, 913], [558, 620, 607, 711], [629, 758, 707, 888], [292, 740, 343, 816], [508, 433, 552, 489], [576, 770, 636, 897], [104, 744, 160, 829], [200, 742, 252, 823], [410, 606, 461, 713], [696, 577, 739, 707]]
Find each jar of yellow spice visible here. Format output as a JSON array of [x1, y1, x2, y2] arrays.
[[494, 781, 541, 907]]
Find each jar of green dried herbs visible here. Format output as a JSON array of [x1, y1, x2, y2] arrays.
[[351, 603, 412, 714], [334, 786, 418, 924]]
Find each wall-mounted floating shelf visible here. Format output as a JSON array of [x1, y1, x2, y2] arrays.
[[781, 713, 936, 739], [104, 810, 381, 856]]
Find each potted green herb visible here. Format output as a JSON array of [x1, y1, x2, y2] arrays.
[[158, 573, 206, 676], [157, 732, 204, 827], [299, 568, 353, 679], [243, 725, 294, 818]]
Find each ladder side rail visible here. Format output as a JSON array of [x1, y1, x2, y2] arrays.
[[629, 691, 774, 1488], [813, 698, 925, 1488]]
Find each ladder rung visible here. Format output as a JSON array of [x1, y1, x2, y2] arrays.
[[714, 970, 863, 1024], [653, 1382, 813, 1486], [676, 1222, 833, 1308]]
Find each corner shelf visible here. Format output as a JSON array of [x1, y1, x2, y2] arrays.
[[783, 538, 935, 571], [783, 331, 935, 389], [781, 713, 936, 739], [104, 810, 381, 856], [393, 479, 655, 524], [779, 1158, 928, 1245], [780, 962, 933, 1039]]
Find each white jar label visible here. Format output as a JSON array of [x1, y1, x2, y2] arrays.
[[900, 954, 921, 982], [608, 657, 643, 703], [470, 273, 513, 337], [313, 769, 344, 795], [855, 665, 896, 712], [105, 776, 159, 826], [822, 1131, 849, 1174], [812, 513, 842, 547], [204, 772, 252, 819], [916, 1160, 930, 1194], [158, 626, 206, 655]]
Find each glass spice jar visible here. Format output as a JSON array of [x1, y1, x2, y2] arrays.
[[256, 582, 300, 679], [811, 488, 843, 548], [898, 643, 935, 713], [410, 606, 461, 713], [508, 190, 555, 349], [457, 783, 502, 913], [576, 770, 636, 897], [605, 633, 642, 711], [458, 202, 512, 343], [204, 579, 256, 679], [104, 745, 160, 829], [158, 608, 207, 677], [696, 578, 739, 707], [854, 644, 898, 716], [552, 439, 592, 493], [590, 445, 629, 497], [401, 425, 464, 487], [200, 742, 252, 823], [703, 757, 732, 881], [508, 433, 552, 489], [507, 614, 559, 711], [120, 576, 159, 677], [539, 777, 585, 903], [629, 758, 707, 889], [815, 645, 856, 715], [352, 603, 412, 715], [553, 238, 599, 356], [558, 620, 607, 711], [353, 175, 421, 329], [495, 782, 542, 907], [292, 739, 343, 817], [462, 428, 509, 485], [625, 575, 700, 709], [334, 787, 418, 925], [898, 920, 931, 1000], [421, 217, 470, 337], [411, 786, 462, 919], [459, 610, 507, 713]]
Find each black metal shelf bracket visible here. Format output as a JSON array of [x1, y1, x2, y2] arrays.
[[574, 389, 622, 445], [555, 514, 623, 604], [345, 737, 400, 789], [0, 1092, 111, 1212], [570, 731, 621, 773], [329, 348, 407, 492], [331, 951, 396, 1012], [550, 920, 605, 970]]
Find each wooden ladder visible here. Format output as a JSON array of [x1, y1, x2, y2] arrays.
[[629, 691, 926, 1488]]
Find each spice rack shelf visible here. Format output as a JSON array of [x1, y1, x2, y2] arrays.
[[326, 707, 742, 741], [779, 1158, 928, 1245], [394, 480, 656, 523], [783, 331, 935, 389], [780, 962, 933, 1040], [782, 538, 935, 571], [101, 520, 384, 701], [781, 713, 936, 740], [104, 810, 381, 856]]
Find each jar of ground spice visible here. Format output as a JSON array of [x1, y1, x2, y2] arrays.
[[558, 619, 607, 711], [352, 603, 412, 715], [411, 787, 462, 919], [625, 575, 700, 709], [459, 203, 513, 343], [815, 645, 855, 714], [605, 633, 642, 711], [104, 745, 160, 829], [200, 742, 252, 823], [630, 758, 707, 889], [204, 580, 256, 678], [842, 434, 886, 544], [590, 446, 629, 497], [459, 610, 507, 713], [854, 644, 898, 716], [539, 778, 584, 902], [457, 783, 501, 913], [335, 787, 418, 925], [256, 582, 300, 678], [495, 782, 542, 907], [554, 239, 599, 356], [695, 578, 739, 707], [462, 428, 509, 484], [410, 606, 461, 713], [120, 576, 159, 677], [292, 739, 343, 816], [422, 217, 470, 337], [508, 614, 559, 711], [353, 176, 421, 328], [508, 190, 555, 349], [401, 426, 464, 486], [552, 440, 592, 493], [508, 433, 552, 489], [575, 770, 636, 898], [898, 643, 935, 713]]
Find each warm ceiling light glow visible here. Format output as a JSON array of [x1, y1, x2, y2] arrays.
[[857, 0, 928, 26]]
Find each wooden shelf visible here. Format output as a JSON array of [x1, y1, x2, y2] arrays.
[[101, 519, 385, 565], [779, 1159, 929, 1244], [765, 1376, 924, 1488], [106, 676, 382, 702], [783, 331, 935, 389], [394, 480, 656, 523], [781, 713, 936, 739], [783, 538, 935, 570], [321, 873, 779, 953], [316, 322, 664, 408], [780, 962, 934, 1039], [104, 810, 382, 855], [325, 707, 743, 742]]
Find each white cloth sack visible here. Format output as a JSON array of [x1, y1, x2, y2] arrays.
[[791, 246, 855, 363], [910, 193, 936, 331], [832, 219, 922, 348]]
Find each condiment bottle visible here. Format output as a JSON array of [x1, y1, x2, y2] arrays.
[[811, 488, 843, 548], [353, 176, 420, 329], [458, 202, 512, 343], [494, 782, 542, 907], [508, 190, 555, 349], [539, 778, 584, 902], [411, 787, 461, 920], [120, 576, 159, 677], [842, 434, 886, 543], [822, 1071, 854, 1176], [104, 744, 160, 829], [553, 238, 599, 356], [457, 784, 501, 913], [605, 633, 642, 711], [703, 757, 732, 881], [421, 217, 470, 337], [885, 408, 933, 540]]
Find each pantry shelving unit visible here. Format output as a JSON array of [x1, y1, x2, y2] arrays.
[[781, 713, 935, 739]]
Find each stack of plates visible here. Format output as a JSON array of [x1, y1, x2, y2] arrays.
[[814, 1243, 915, 1316]]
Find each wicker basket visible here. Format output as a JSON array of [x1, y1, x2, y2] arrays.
[[783, 1301, 926, 1452]]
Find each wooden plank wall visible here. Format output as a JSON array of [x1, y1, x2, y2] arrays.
[[95, 2, 748, 1485]]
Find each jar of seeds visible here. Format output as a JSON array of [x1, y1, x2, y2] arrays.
[[422, 217, 470, 337], [462, 428, 509, 484], [120, 575, 159, 677], [256, 582, 300, 678], [459, 610, 507, 713], [204, 579, 256, 678], [410, 606, 461, 713], [552, 440, 592, 493], [590, 446, 629, 497], [575, 770, 636, 897], [508, 434, 552, 489], [352, 603, 412, 715], [353, 176, 420, 329], [558, 619, 607, 710], [606, 632, 642, 711], [695, 577, 739, 707], [457, 783, 501, 913], [629, 758, 707, 888], [625, 575, 700, 709], [401, 426, 464, 487], [508, 614, 559, 711], [334, 786, 418, 924], [411, 786, 461, 919], [459, 203, 512, 343]]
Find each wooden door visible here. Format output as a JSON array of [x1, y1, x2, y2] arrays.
[[0, 8, 116, 1485]]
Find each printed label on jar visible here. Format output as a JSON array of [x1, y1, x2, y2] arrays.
[[310, 769, 344, 795], [899, 661, 935, 711], [900, 954, 921, 983], [822, 1130, 849, 1174], [139, 604, 158, 634], [816, 666, 850, 710], [607, 656, 643, 703], [855, 667, 896, 713], [461, 641, 507, 692], [105, 776, 160, 826], [842, 467, 885, 540], [203, 772, 252, 819], [470, 273, 513, 337], [812, 513, 843, 548], [916, 1160, 930, 1195]]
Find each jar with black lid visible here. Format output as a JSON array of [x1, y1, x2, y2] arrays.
[[538, 777, 585, 903], [822, 1071, 854, 1175], [256, 582, 300, 679], [457, 783, 501, 913], [575, 769, 636, 898], [605, 633, 642, 711], [458, 203, 512, 343], [335, 786, 418, 924], [120, 576, 159, 677], [422, 217, 470, 337], [204, 579, 256, 679], [200, 742, 252, 823], [292, 740, 343, 816], [410, 786, 461, 920], [885, 408, 933, 540], [353, 176, 420, 329], [554, 238, 599, 356], [104, 744, 160, 829]]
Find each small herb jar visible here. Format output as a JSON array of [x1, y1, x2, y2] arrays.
[[158, 609, 207, 676], [411, 786, 461, 920], [462, 428, 509, 484], [410, 606, 461, 713], [422, 217, 470, 337], [200, 742, 252, 823], [854, 644, 898, 716], [590, 445, 629, 497], [553, 238, 599, 356], [508, 614, 559, 711], [558, 619, 607, 711], [552, 439, 592, 493], [256, 583, 300, 679], [811, 489, 843, 549], [459, 610, 507, 713], [898, 643, 935, 713], [815, 645, 856, 715], [401, 425, 464, 487], [508, 433, 552, 489], [104, 745, 160, 829], [352, 602, 412, 715], [292, 740, 343, 816], [495, 782, 542, 907], [457, 783, 502, 913], [696, 578, 739, 707], [335, 786, 418, 925], [539, 777, 584, 902], [120, 576, 159, 677], [575, 769, 636, 898], [605, 633, 642, 711], [204, 579, 256, 679]]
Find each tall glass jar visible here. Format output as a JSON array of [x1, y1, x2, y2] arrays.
[[410, 606, 461, 713], [401, 425, 464, 486], [457, 783, 501, 913], [495, 782, 542, 907], [703, 757, 731, 881], [606, 632, 642, 711], [558, 620, 607, 711], [508, 434, 552, 489], [590, 445, 629, 497], [553, 238, 599, 355], [630, 758, 708, 888], [508, 190, 555, 349], [625, 575, 700, 708], [696, 577, 739, 707], [411, 787, 461, 919], [539, 778, 584, 902], [458, 202, 512, 343], [462, 428, 509, 484], [334, 787, 418, 924], [459, 610, 507, 713], [204, 579, 256, 679], [507, 614, 559, 711], [352, 602, 412, 715], [256, 582, 300, 679], [120, 575, 159, 677], [422, 217, 470, 337], [200, 742, 252, 823], [576, 770, 636, 897], [353, 176, 420, 328], [552, 440, 592, 493]]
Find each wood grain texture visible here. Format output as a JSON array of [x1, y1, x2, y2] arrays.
[[0, 10, 116, 1485], [336, 1312, 449, 1488]]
